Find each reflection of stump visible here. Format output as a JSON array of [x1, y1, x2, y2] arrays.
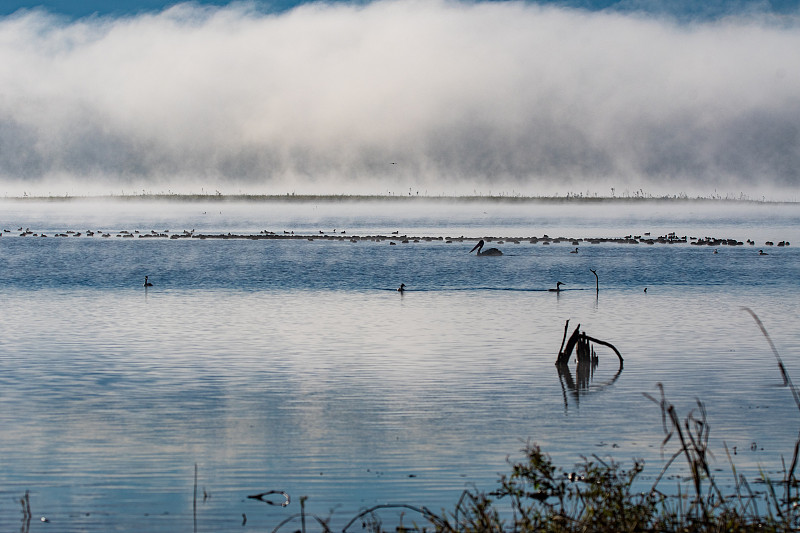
[[576, 333, 598, 366], [577, 357, 595, 391]]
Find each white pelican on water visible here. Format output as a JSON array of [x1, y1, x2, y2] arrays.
[[469, 239, 502, 256]]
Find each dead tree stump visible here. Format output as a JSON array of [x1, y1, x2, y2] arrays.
[[556, 320, 623, 369]]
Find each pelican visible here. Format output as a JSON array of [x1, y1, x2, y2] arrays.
[[470, 239, 502, 256], [397, 283, 406, 293], [549, 281, 564, 292], [144, 276, 153, 287]]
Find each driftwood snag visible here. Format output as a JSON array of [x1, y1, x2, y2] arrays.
[[556, 320, 623, 369]]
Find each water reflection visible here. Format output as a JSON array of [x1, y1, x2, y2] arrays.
[[557, 358, 624, 412], [19, 491, 31, 533]]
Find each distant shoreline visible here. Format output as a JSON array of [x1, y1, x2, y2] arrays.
[[1, 194, 795, 204]]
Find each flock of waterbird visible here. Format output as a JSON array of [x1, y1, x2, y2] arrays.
[[1, 225, 788, 293]]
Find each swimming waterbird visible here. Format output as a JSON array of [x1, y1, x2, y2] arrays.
[[469, 239, 502, 256]]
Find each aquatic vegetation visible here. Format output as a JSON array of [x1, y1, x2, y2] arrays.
[[258, 396, 800, 533], [325, 384, 797, 533], [425, 381, 800, 533]]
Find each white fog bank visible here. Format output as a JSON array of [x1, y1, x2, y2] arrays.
[[1, 1, 799, 197]]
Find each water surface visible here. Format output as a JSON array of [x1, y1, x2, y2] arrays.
[[1, 199, 799, 531]]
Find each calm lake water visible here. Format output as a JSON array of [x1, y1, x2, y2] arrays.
[[1, 198, 799, 532]]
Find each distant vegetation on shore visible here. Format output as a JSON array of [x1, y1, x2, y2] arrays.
[[1, 193, 793, 204]]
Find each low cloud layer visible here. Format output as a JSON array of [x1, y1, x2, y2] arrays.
[[1, 0, 799, 196]]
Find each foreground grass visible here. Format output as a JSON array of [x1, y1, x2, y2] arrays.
[[429, 400, 799, 533], [337, 389, 799, 533], [272, 396, 800, 533]]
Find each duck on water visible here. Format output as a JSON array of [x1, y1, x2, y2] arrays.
[[549, 281, 564, 292], [469, 239, 502, 256]]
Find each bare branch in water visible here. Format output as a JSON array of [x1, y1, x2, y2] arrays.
[[248, 490, 291, 507]]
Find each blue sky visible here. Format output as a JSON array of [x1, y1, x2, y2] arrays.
[[4, 0, 799, 20], [1, 0, 799, 197]]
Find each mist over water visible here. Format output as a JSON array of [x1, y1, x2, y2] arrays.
[[1, 0, 799, 198]]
